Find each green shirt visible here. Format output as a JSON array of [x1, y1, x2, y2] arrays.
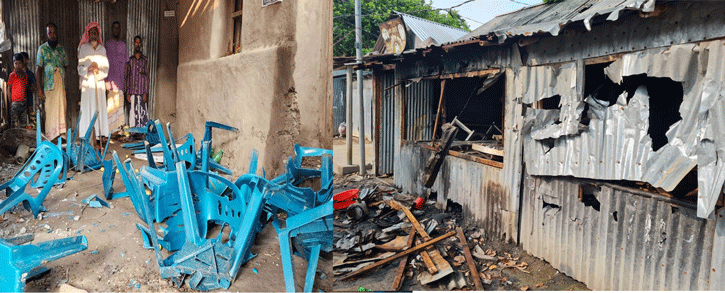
[[36, 42, 68, 91]]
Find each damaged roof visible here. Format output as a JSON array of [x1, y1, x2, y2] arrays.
[[395, 11, 470, 45], [459, 0, 655, 43]]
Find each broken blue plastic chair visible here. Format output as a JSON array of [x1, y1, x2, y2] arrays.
[[30, 112, 68, 188], [0, 141, 64, 218], [274, 202, 333, 292], [66, 111, 110, 172], [0, 234, 88, 292]]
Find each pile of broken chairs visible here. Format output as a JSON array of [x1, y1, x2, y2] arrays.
[[0, 111, 98, 291], [104, 119, 332, 292], [333, 188, 486, 291]]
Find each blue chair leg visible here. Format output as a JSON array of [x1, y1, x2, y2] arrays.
[[303, 244, 321, 293], [279, 229, 296, 292]]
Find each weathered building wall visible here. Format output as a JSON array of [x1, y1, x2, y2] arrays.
[[520, 174, 725, 290], [154, 1, 178, 123], [395, 141, 509, 239], [175, 0, 331, 177]]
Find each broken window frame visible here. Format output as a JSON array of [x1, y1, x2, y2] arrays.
[[404, 69, 506, 169], [230, 0, 243, 54]]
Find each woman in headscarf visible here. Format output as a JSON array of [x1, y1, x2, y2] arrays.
[[77, 21, 109, 150]]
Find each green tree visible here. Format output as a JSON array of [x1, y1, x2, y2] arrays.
[[334, 0, 470, 57]]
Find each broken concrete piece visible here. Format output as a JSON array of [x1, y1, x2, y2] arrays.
[[382, 222, 412, 233], [58, 284, 88, 293]]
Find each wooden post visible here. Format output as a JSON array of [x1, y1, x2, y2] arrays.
[[431, 79, 446, 145], [456, 227, 484, 291]]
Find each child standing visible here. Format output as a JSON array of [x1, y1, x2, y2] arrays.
[[21, 52, 37, 126], [8, 53, 29, 128]]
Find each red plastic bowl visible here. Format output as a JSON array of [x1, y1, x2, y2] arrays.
[[333, 189, 359, 210]]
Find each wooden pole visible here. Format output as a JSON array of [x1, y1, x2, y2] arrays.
[[431, 79, 446, 146], [456, 227, 484, 291], [340, 230, 456, 281]]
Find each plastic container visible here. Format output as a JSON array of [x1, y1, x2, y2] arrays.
[[333, 189, 359, 210]]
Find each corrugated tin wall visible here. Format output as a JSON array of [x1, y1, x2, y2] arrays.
[[6, 0, 40, 70], [78, 1, 105, 37], [520, 174, 724, 290], [404, 79, 434, 141], [395, 142, 507, 238], [332, 75, 346, 136], [377, 70, 395, 175], [126, 0, 160, 119]]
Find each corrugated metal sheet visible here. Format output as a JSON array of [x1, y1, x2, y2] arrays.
[[404, 78, 434, 141], [520, 174, 723, 290], [377, 70, 395, 175], [395, 142, 507, 238], [79, 1, 105, 38], [459, 0, 654, 43], [394, 44, 511, 81], [332, 75, 346, 136], [6, 0, 41, 70], [523, 38, 725, 218], [126, 0, 160, 119], [395, 11, 469, 45], [523, 1, 725, 66]]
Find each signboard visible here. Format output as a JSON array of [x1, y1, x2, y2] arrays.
[[262, 0, 282, 6], [378, 18, 407, 54]]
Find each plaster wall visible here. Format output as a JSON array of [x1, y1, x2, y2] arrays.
[[176, 0, 332, 177]]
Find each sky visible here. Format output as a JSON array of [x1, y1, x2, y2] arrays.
[[430, 0, 541, 30]]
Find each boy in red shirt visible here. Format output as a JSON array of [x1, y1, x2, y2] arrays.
[[8, 53, 28, 127]]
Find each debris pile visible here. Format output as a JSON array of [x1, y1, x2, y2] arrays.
[[333, 175, 531, 291], [109, 120, 332, 292]]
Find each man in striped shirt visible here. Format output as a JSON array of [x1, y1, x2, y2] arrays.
[[123, 35, 149, 128]]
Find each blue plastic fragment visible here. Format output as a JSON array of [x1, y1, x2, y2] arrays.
[[92, 223, 99, 227], [123, 212, 131, 217], [46, 210, 74, 218], [83, 194, 110, 208], [252, 268, 258, 274], [128, 279, 135, 288], [90, 250, 99, 254], [0, 235, 87, 292]]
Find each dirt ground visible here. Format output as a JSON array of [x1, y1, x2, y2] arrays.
[[331, 173, 589, 292], [0, 138, 331, 292]]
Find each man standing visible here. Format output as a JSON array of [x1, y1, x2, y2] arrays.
[[104, 21, 127, 132], [36, 22, 68, 141], [77, 22, 110, 149], [124, 35, 149, 128]]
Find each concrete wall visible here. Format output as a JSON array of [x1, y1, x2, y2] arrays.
[[175, 0, 332, 177], [154, 0, 179, 123]]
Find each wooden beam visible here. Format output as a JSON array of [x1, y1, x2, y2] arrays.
[[584, 53, 623, 65], [431, 79, 446, 146], [424, 68, 501, 80], [391, 230, 417, 291], [456, 227, 484, 291], [471, 144, 504, 157], [339, 231, 457, 281], [387, 200, 438, 274], [417, 144, 504, 168], [231, 10, 243, 19]]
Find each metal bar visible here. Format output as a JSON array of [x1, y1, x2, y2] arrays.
[[346, 66, 353, 165], [456, 227, 484, 291], [340, 230, 456, 281], [391, 229, 417, 291]]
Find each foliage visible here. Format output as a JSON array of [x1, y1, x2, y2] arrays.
[[333, 0, 470, 57]]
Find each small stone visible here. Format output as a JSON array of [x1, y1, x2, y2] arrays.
[[73, 216, 80, 221], [19, 227, 26, 234]]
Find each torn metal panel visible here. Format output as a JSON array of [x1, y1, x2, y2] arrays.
[[517, 63, 585, 140], [523, 2, 725, 66], [460, 0, 655, 43], [521, 174, 720, 290], [524, 39, 725, 218]]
